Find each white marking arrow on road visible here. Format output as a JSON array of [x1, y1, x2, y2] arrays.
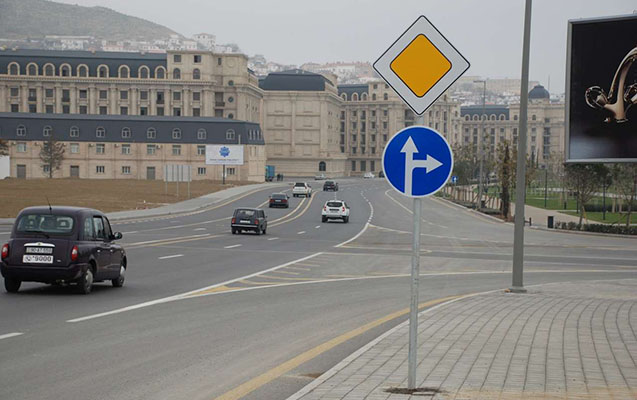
[[400, 136, 442, 196]]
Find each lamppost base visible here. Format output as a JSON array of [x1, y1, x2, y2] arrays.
[[506, 286, 527, 293]]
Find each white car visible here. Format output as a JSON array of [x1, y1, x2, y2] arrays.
[[292, 182, 312, 197], [322, 200, 350, 223], [363, 172, 375, 179]]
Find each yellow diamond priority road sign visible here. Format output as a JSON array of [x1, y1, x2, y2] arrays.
[[374, 16, 469, 115]]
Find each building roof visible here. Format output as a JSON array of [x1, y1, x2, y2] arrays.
[[461, 105, 510, 119], [0, 113, 264, 145], [259, 69, 333, 91], [337, 84, 368, 98], [528, 84, 550, 99]]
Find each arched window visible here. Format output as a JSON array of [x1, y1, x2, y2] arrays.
[[44, 63, 55, 76], [118, 65, 129, 78], [172, 68, 181, 79], [383, 93, 388, 100], [97, 65, 108, 78], [60, 64, 71, 77], [8, 62, 19, 75], [43, 126, 52, 137], [318, 161, 326, 172], [192, 68, 200, 80], [197, 128, 206, 140], [362, 93, 368, 101], [372, 93, 377, 100], [139, 66, 149, 79], [146, 127, 156, 139], [473, 115, 479, 121], [499, 114, 506, 120], [172, 128, 182, 139], [531, 114, 536, 120], [155, 66, 165, 79], [341, 93, 347, 101], [95, 126, 105, 138], [27, 63, 38, 76], [70, 126, 80, 137], [465, 115, 470, 121], [16, 125, 26, 136], [490, 114, 496, 120], [226, 129, 235, 140], [352, 93, 358, 101], [121, 127, 131, 138], [77, 64, 89, 77]]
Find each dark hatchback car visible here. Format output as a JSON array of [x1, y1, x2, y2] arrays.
[[323, 180, 339, 191], [269, 193, 290, 208], [0, 206, 126, 294], [231, 208, 267, 235]]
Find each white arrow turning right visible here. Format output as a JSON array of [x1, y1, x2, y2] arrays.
[[400, 136, 443, 196]]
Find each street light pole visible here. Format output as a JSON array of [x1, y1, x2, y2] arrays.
[[544, 166, 548, 209], [474, 79, 486, 211]]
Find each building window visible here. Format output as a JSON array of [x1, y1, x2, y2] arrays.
[[17, 142, 27, 152], [98, 65, 108, 78], [70, 143, 79, 154], [79, 89, 87, 99], [139, 66, 149, 79], [217, 57, 222, 66], [44, 64, 55, 76], [172, 128, 182, 139], [45, 88, 54, 98], [46, 105, 54, 113], [120, 90, 128, 100], [194, 54, 202, 63], [156, 107, 164, 116], [173, 68, 181, 79], [140, 90, 148, 100], [10, 87, 19, 97], [193, 68, 201, 79], [173, 54, 181, 63], [351, 161, 356, 171], [27, 63, 38, 76], [8, 63, 19, 75], [96, 144, 105, 154], [78, 65, 88, 77], [532, 114, 536, 120], [11, 104, 19, 113], [226, 129, 235, 140], [99, 90, 108, 99], [120, 107, 128, 115], [147, 144, 156, 155], [140, 107, 148, 115], [352, 147, 357, 154], [172, 145, 181, 156], [60, 64, 71, 77], [197, 167, 206, 175], [147, 128, 156, 139], [197, 145, 206, 156], [155, 67, 165, 79], [371, 147, 376, 154], [96, 166, 105, 174], [62, 90, 70, 102], [173, 108, 181, 116], [43, 165, 50, 174], [197, 128, 207, 140], [28, 104, 36, 113], [173, 91, 181, 101], [122, 166, 131, 175], [62, 105, 70, 114], [318, 161, 326, 172], [360, 161, 367, 171], [42, 126, 52, 137], [16, 125, 26, 136], [122, 144, 131, 154], [227, 167, 236, 175], [99, 106, 107, 115], [192, 108, 200, 116], [192, 91, 201, 101], [121, 127, 131, 138], [95, 127, 105, 138]]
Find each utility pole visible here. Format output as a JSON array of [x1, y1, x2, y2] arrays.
[[511, 0, 532, 293], [474, 79, 487, 211]]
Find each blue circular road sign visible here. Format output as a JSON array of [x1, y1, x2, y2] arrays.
[[382, 126, 453, 198]]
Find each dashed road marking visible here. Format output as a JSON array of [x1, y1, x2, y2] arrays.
[[268, 237, 279, 241], [297, 231, 306, 235], [193, 228, 206, 231], [315, 225, 321, 229], [224, 244, 242, 249], [0, 332, 24, 340], [158, 254, 184, 260]]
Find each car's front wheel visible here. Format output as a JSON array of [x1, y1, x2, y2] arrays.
[[112, 264, 125, 288], [77, 267, 94, 295], [4, 278, 21, 293]]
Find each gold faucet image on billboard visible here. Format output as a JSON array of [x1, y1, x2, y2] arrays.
[[585, 46, 637, 123]]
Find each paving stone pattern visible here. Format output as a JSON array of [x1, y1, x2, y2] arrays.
[[293, 280, 637, 399]]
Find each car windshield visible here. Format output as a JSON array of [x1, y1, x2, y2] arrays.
[[294, 183, 305, 187], [235, 209, 256, 218], [16, 214, 75, 235], [272, 194, 287, 199], [325, 181, 334, 185], [327, 201, 343, 208]]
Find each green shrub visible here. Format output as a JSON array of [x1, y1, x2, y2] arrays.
[[554, 221, 637, 235]]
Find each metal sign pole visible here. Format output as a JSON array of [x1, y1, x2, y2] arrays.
[[511, 0, 532, 293], [407, 114, 425, 389]]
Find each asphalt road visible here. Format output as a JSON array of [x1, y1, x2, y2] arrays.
[[1, 179, 636, 400]]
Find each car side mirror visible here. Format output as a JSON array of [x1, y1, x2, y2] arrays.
[[112, 232, 123, 240]]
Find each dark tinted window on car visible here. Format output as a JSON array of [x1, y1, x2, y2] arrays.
[[327, 201, 343, 208], [325, 181, 334, 185], [294, 183, 305, 187], [83, 217, 94, 240], [235, 209, 256, 218], [272, 194, 287, 199], [93, 217, 106, 240], [16, 214, 75, 234]]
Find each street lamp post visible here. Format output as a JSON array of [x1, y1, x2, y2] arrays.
[[474, 79, 487, 211], [544, 166, 548, 209]]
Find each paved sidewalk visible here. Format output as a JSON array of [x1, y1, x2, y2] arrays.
[[512, 202, 582, 227], [289, 280, 637, 399]]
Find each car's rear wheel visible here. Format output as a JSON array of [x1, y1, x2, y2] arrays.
[[255, 227, 261, 235], [343, 216, 349, 223], [262, 227, 267, 235], [232, 228, 237, 234], [112, 264, 125, 288], [77, 267, 94, 295], [4, 278, 21, 293]]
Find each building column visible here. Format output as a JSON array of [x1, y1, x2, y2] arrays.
[[0, 85, 6, 112], [89, 85, 97, 114], [149, 88, 156, 116], [70, 85, 77, 114], [183, 87, 190, 116], [55, 84, 63, 113], [20, 84, 28, 112], [130, 86, 137, 115], [203, 88, 213, 117], [36, 84, 44, 113], [110, 84, 117, 114]]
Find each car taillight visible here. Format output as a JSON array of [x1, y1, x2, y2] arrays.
[[1, 243, 8, 260], [270, 199, 274, 203], [254, 219, 259, 224], [70, 245, 79, 262], [232, 218, 236, 224], [342, 207, 346, 212]]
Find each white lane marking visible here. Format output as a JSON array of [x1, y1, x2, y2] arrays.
[[193, 228, 206, 231], [67, 252, 323, 323], [224, 244, 242, 249], [297, 231, 306, 235], [0, 332, 23, 340], [334, 190, 374, 248], [0, 232, 12, 235], [122, 231, 138, 234], [315, 225, 321, 229], [127, 233, 210, 246], [158, 254, 184, 260], [268, 237, 279, 241]]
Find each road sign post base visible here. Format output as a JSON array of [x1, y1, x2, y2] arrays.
[[506, 286, 527, 294]]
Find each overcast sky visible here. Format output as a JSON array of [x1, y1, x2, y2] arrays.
[[57, 0, 635, 92]]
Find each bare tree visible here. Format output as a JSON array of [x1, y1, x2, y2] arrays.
[[39, 135, 65, 178], [611, 164, 637, 227], [565, 163, 609, 227]]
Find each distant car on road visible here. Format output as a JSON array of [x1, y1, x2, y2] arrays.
[[292, 182, 312, 198], [378, 171, 385, 178], [231, 208, 267, 235], [1, 206, 126, 294], [321, 200, 350, 223], [269, 193, 290, 208], [314, 173, 326, 180], [323, 180, 339, 191], [363, 172, 375, 179]]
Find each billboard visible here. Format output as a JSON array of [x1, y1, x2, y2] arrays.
[[164, 165, 191, 182], [205, 145, 244, 165], [566, 14, 637, 163]]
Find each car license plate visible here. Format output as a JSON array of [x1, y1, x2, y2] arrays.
[[330, 208, 340, 212], [26, 247, 53, 254], [275, 200, 281, 202], [240, 220, 251, 224], [23, 255, 53, 264]]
